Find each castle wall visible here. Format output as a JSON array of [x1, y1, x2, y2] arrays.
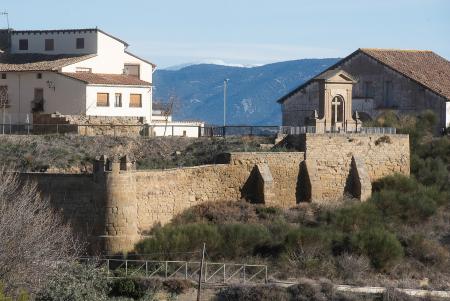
[[21, 135, 410, 253], [20, 173, 104, 250], [302, 133, 410, 202], [134, 152, 304, 232]]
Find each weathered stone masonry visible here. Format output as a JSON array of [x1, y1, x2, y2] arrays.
[[23, 133, 409, 253]]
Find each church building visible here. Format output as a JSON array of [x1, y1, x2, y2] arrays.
[[278, 48, 450, 132]]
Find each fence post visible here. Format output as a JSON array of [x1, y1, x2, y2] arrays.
[[265, 266, 268, 283], [145, 261, 148, 277], [223, 126, 226, 137], [223, 264, 226, 283], [125, 260, 128, 276], [172, 125, 174, 136], [107, 259, 110, 278], [243, 264, 246, 283], [113, 125, 116, 137], [165, 261, 168, 278], [56, 123, 59, 135]]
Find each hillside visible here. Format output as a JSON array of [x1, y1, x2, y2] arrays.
[[153, 58, 339, 125]]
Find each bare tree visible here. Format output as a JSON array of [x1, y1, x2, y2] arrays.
[[0, 167, 83, 294], [154, 94, 181, 137]]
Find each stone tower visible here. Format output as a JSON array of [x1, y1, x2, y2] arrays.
[[310, 69, 361, 133], [94, 155, 139, 254]]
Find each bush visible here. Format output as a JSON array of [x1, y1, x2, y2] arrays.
[[284, 227, 339, 277], [335, 253, 371, 281], [370, 175, 448, 224], [352, 227, 404, 270], [0, 283, 29, 301], [370, 187, 441, 224], [36, 263, 109, 301], [412, 156, 449, 191], [287, 279, 329, 301], [256, 206, 283, 219], [284, 227, 336, 256], [109, 278, 145, 300], [406, 234, 450, 266], [137, 222, 271, 260], [219, 223, 271, 258], [331, 202, 382, 233], [135, 223, 222, 260], [217, 284, 290, 301], [372, 174, 417, 193], [162, 279, 192, 295], [172, 201, 259, 224]]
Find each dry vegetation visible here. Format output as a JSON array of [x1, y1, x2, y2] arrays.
[[0, 168, 82, 296], [0, 135, 274, 172]]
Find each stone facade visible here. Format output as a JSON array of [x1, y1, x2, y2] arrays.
[[280, 50, 450, 132], [33, 113, 145, 136], [22, 134, 409, 253], [301, 133, 409, 203]]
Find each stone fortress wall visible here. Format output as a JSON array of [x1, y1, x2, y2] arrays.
[[23, 133, 409, 253]]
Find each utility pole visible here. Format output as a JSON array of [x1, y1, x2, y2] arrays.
[[223, 79, 229, 127], [197, 243, 206, 301]]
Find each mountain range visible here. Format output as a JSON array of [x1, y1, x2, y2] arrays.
[[152, 58, 340, 125]]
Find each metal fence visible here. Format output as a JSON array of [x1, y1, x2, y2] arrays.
[[0, 123, 398, 137], [80, 258, 268, 284], [203, 126, 281, 137]]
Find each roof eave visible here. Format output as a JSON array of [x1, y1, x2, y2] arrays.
[[86, 83, 152, 88], [359, 49, 450, 101], [276, 50, 361, 104], [124, 51, 157, 68]]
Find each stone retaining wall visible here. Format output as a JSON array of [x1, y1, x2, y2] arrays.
[[33, 113, 145, 136], [302, 133, 409, 202]]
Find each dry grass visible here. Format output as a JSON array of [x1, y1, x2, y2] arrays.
[[0, 135, 273, 172]]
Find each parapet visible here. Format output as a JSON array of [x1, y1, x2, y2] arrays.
[[94, 154, 136, 175]]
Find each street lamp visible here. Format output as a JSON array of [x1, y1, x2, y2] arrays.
[[223, 78, 229, 128]]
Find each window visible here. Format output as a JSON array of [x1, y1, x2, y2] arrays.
[[96, 93, 109, 107], [19, 39, 28, 50], [129, 94, 142, 107], [363, 81, 373, 98], [76, 38, 85, 49], [75, 67, 92, 73], [384, 81, 393, 107], [36, 73, 42, 79], [1, 74, 6, 79], [45, 39, 54, 51], [0, 86, 8, 106], [124, 64, 140, 78], [115, 93, 122, 107], [32, 88, 44, 112]]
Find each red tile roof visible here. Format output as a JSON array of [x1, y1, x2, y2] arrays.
[[360, 48, 450, 101], [277, 48, 450, 103], [61, 72, 151, 86], [0, 53, 95, 71]]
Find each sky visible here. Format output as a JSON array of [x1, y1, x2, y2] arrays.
[[1, 0, 449, 68]]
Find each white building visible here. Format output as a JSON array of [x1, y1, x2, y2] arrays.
[[151, 102, 205, 137], [0, 28, 155, 124]]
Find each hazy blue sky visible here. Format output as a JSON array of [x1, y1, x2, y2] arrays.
[[2, 0, 449, 67]]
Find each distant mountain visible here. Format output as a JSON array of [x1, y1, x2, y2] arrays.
[[164, 59, 261, 71], [153, 58, 339, 125]]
